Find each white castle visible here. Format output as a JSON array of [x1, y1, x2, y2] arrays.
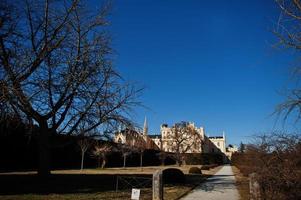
[[115, 118, 228, 155], [151, 121, 226, 154]]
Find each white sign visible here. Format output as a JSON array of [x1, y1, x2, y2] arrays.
[[131, 188, 140, 200]]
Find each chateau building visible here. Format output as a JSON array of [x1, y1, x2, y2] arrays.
[[114, 119, 227, 155], [158, 122, 205, 153], [152, 122, 226, 154], [207, 132, 226, 153]]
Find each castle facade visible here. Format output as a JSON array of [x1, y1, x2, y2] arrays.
[[114, 119, 229, 155], [152, 122, 226, 154]]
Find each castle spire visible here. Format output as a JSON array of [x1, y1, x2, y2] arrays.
[[143, 116, 148, 135]]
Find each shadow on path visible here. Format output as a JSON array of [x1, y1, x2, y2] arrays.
[[181, 165, 239, 200]]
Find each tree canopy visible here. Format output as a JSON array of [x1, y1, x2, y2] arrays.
[[0, 0, 141, 176]]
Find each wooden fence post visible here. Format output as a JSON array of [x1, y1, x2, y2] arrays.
[[153, 170, 163, 200], [249, 173, 261, 200]]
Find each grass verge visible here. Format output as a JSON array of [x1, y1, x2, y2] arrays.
[[231, 165, 249, 200]]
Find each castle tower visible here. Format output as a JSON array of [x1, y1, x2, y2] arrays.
[[222, 131, 226, 153], [143, 116, 148, 136]]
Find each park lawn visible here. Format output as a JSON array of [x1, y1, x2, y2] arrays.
[[231, 165, 249, 200], [0, 165, 221, 200]]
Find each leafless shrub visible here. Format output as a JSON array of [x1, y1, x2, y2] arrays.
[[91, 142, 113, 169], [232, 132, 301, 200]]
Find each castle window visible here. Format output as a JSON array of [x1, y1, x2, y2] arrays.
[[118, 138, 122, 143], [217, 142, 220, 147]]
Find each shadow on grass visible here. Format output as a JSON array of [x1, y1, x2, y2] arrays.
[[0, 173, 212, 196], [0, 174, 152, 195]]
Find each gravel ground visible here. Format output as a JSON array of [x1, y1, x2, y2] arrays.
[[180, 165, 240, 200]]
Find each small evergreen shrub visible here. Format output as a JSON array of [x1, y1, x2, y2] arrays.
[[163, 168, 185, 184], [188, 167, 202, 174]]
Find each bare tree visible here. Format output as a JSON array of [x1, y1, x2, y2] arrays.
[[134, 139, 147, 170], [91, 142, 112, 169], [167, 122, 202, 166], [232, 132, 301, 200], [0, 0, 141, 176], [77, 137, 91, 170], [273, 0, 301, 123], [118, 143, 133, 168], [118, 127, 149, 168]]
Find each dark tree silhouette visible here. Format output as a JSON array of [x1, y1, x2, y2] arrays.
[[0, 0, 141, 176], [274, 0, 301, 123], [239, 142, 245, 153]]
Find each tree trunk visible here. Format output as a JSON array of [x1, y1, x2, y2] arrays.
[[98, 156, 101, 168], [123, 155, 126, 168], [37, 124, 51, 177], [101, 158, 106, 169], [176, 152, 181, 166], [140, 152, 143, 171], [182, 158, 186, 166], [181, 154, 186, 166], [81, 151, 85, 170]]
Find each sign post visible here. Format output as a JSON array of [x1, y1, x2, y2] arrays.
[[249, 173, 261, 200], [131, 188, 140, 200]]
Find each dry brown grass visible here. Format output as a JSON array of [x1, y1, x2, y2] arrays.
[[0, 187, 191, 200], [0, 165, 222, 200], [231, 165, 249, 200], [52, 165, 218, 175]]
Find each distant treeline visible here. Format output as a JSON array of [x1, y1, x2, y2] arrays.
[[0, 117, 224, 172]]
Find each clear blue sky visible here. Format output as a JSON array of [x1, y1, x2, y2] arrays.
[[104, 0, 297, 145]]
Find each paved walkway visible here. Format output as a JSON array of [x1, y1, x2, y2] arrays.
[[181, 165, 240, 200]]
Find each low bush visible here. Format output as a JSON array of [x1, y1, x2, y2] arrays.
[[184, 153, 224, 165], [163, 168, 185, 184], [231, 134, 301, 200], [188, 167, 202, 174]]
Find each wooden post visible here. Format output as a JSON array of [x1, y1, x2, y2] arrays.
[[153, 170, 163, 200], [249, 173, 261, 200]]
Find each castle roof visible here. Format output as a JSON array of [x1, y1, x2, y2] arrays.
[[208, 136, 224, 139], [148, 134, 161, 139]]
